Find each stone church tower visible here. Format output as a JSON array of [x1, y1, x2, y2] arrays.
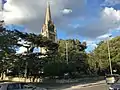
[[41, 2, 57, 54]]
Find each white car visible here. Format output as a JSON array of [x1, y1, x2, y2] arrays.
[[0, 82, 47, 90]]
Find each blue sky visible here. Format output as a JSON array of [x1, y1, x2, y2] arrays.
[[2, 0, 120, 53]]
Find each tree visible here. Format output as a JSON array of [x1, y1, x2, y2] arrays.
[[0, 27, 20, 79], [88, 36, 120, 75], [44, 62, 67, 77], [0, 25, 58, 78], [0, 25, 89, 78], [57, 39, 88, 75]]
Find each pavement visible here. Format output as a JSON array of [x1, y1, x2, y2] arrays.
[[77, 84, 108, 90]]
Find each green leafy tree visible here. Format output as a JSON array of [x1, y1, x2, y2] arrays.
[[0, 25, 58, 78], [88, 36, 120, 75], [0, 27, 19, 79], [58, 39, 88, 74]]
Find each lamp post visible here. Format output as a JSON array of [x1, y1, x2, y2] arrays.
[[66, 42, 68, 64], [107, 35, 112, 75]]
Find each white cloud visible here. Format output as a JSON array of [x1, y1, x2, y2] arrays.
[[16, 46, 40, 54], [68, 24, 80, 28], [1, 0, 119, 40], [116, 26, 120, 32], [84, 40, 97, 52], [61, 8, 72, 14], [101, 0, 120, 6], [101, 7, 120, 22], [0, 0, 85, 33], [17, 40, 31, 54], [68, 7, 120, 39], [97, 33, 112, 40], [0, 0, 24, 23], [85, 40, 97, 47], [16, 46, 27, 54]]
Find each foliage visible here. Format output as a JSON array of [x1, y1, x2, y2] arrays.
[[44, 62, 67, 76], [0, 26, 58, 78], [88, 36, 120, 75], [0, 28, 19, 75], [57, 39, 88, 74], [0, 24, 89, 78], [36, 39, 88, 77]]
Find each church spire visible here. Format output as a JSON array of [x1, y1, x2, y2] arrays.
[[41, 1, 57, 54], [45, 1, 52, 25]]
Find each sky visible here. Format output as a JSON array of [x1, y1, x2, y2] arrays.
[[1, 0, 120, 53]]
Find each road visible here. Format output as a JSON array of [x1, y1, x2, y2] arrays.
[[36, 80, 108, 90], [46, 83, 109, 90], [61, 84, 109, 90], [80, 84, 108, 90]]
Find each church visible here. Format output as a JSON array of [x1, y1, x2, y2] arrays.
[[41, 2, 57, 54]]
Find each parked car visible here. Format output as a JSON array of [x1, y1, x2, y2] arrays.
[[109, 77, 120, 90], [0, 82, 47, 90], [105, 74, 119, 84]]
